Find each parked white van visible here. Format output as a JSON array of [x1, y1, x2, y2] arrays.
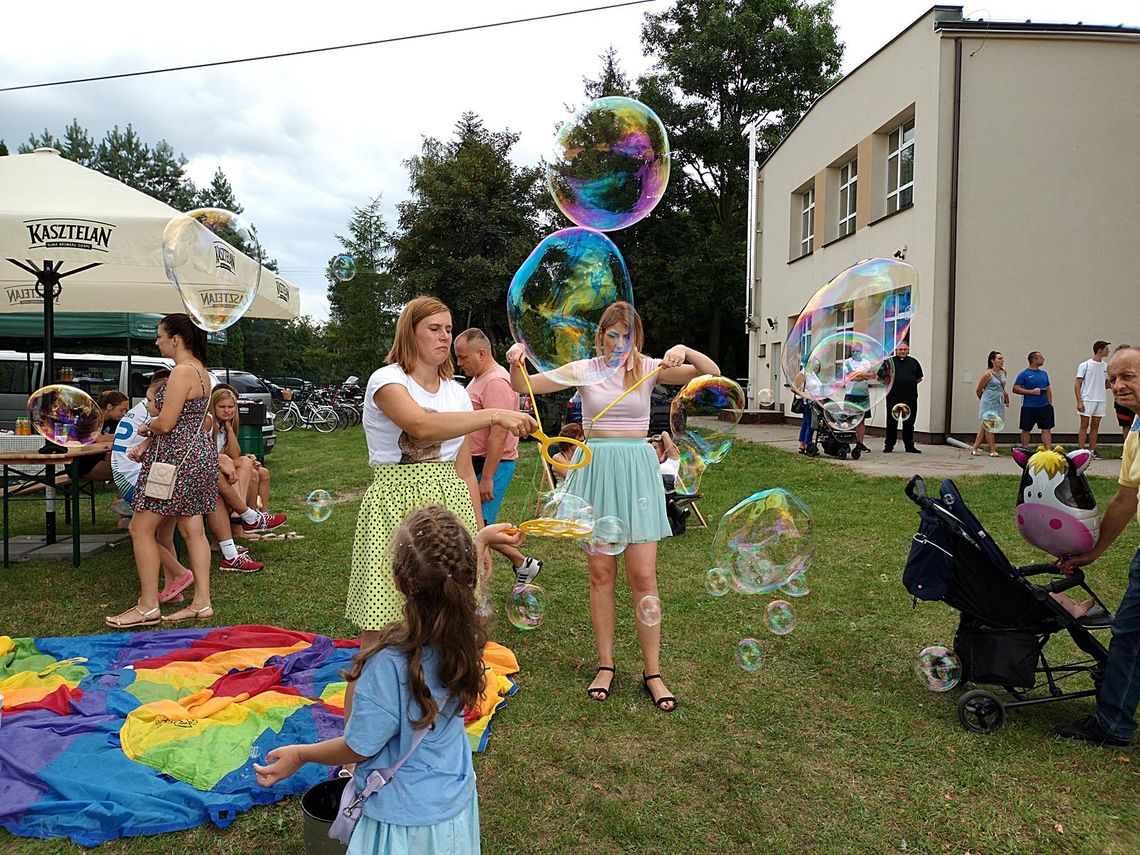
[[0, 350, 275, 454]]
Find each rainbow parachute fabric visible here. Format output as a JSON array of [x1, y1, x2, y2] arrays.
[[0, 626, 519, 846]]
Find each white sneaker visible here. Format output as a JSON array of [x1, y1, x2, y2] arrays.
[[515, 557, 543, 587]]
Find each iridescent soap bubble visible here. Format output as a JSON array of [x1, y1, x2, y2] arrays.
[[306, 489, 333, 523], [507, 584, 548, 631], [783, 258, 919, 391], [27, 385, 103, 445], [674, 437, 707, 493], [162, 208, 262, 332], [891, 402, 912, 422], [820, 399, 866, 433], [507, 228, 634, 386], [332, 254, 356, 282], [757, 388, 775, 406], [765, 600, 796, 635], [804, 331, 894, 419], [636, 594, 662, 627], [669, 375, 746, 464], [534, 489, 596, 537], [705, 567, 732, 597], [981, 410, 1005, 432], [914, 645, 962, 692], [547, 96, 670, 231], [779, 570, 810, 598], [583, 515, 630, 556], [735, 638, 764, 672], [711, 488, 814, 595]]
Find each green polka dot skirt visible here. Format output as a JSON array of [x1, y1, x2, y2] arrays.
[[346, 461, 477, 631]]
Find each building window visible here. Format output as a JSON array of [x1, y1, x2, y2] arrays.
[[883, 287, 913, 352], [887, 119, 915, 213], [797, 314, 813, 371], [833, 303, 855, 375], [838, 159, 857, 237], [799, 188, 815, 257]]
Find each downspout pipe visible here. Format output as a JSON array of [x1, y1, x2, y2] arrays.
[[943, 37, 962, 445]]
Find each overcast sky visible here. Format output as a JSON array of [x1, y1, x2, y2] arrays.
[[2, 0, 1137, 321]]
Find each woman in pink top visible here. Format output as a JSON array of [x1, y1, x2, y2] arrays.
[[507, 302, 718, 711]]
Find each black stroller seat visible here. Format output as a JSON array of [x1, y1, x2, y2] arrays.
[[903, 475, 1111, 735], [804, 399, 860, 460]]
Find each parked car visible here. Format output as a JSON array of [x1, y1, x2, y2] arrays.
[[518, 392, 564, 436]]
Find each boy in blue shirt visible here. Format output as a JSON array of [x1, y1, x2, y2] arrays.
[[1013, 350, 1053, 447]]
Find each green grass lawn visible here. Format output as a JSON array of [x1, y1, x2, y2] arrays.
[[2, 429, 1138, 854]]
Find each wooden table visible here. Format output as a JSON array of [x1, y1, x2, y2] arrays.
[[2, 445, 107, 567]]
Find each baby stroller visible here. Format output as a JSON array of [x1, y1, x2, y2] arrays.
[[903, 475, 1111, 734], [804, 399, 860, 460]]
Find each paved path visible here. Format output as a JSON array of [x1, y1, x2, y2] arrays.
[[734, 422, 1123, 479]]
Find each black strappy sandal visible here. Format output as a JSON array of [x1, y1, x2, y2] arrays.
[[587, 666, 615, 701], [642, 673, 677, 712]]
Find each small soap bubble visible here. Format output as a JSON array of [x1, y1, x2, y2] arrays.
[[636, 594, 662, 627], [547, 96, 670, 231], [765, 600, 796, 635], [757, 388, 774, 406], [891, 402, 912, 422], [306, 489, 333, 523], [507, 584, 548, 631], [779, 571, 810, 598], [736, 638, 764, 672], [28, 385, 103, 445], [332, 254, 356, 282], [914, 645, 962, 692], [981, 410, 1005, 432], [705, 567, 732, 597], [584, 515, 629, 556]]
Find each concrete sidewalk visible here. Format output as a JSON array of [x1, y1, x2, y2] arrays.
[[733, 421, 1123, 479]]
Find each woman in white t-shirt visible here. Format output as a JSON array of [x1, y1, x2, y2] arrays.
[[346, 296, 536, 643]]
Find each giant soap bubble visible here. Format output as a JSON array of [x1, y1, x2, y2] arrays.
[[711, 488, 815, 594], [162, 208, 262, 332], [783, 257, 918, 390], [507, 228, 634, 386], [669, 375, 746, 464], [803, 331, 894, 429], [28, 385, 103, 445], [548, 96, 670, 231]]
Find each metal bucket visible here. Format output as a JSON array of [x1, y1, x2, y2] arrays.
[[300, 777, 349, 855]]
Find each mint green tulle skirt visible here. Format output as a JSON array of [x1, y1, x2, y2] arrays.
[[561, 438, 672, 544]]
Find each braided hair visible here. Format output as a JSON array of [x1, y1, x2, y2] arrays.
[[343, 505, 487, 729]]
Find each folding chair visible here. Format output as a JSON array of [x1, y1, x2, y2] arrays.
[[671, 491, 707, 529], [532, 455, 559, 517]]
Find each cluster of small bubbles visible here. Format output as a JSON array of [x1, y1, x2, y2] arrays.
[[891, 402, 912, 422], [705, 567, 733, 597], [306, 489, 333, 523], [162, 207, 261, 332], [332, 254, 356, 282], [669, 375, 746, 465], [583, 515, 629, 556], [635, 594, 662, 627], [507, 584, 548, 631], [27, 385, 103, 445], [981, 410, 1005, 432], [547, 96, 670, 232], [765, 600, 796, 636], [507, 228, 634, 386], [735, 638, 764, 672], [914, 645, 962, 692]]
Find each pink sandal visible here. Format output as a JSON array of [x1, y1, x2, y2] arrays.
[[158, 573, 194, 604]]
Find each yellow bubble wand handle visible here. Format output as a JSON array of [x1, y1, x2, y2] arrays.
[[591, 364, 665, 425], [519, 364, 591, 470]]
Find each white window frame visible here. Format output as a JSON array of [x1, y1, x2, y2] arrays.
[[799, 188, 815, 257], [887, 119, 915, 213], [797, 314, 813, 371], [833, 303, 855, 376], [838, 159, 857, 237], [883, 287, 914, 354]]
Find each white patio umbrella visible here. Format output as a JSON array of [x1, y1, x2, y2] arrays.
[[0, 148, 301, 380]]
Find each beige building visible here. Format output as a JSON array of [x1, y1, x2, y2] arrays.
[[745, 5, 1140, 444]]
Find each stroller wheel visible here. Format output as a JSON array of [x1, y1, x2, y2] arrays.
[[805, 444, 819, 457], [851, 447, 862, 460], [957, 689, 1006, 734], [838, 448, 848, 459]]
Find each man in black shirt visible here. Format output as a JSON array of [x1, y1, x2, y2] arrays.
[[884, 340, 924, 453]]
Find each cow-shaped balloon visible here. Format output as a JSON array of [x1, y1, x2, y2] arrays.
[[1011, 445, 1099, 558]]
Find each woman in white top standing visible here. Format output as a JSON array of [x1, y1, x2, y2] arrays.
[[346, 297, 536, 658]]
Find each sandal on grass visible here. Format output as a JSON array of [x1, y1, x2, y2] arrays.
[[105, 606, 161, 628], [642, 673, 677, 713], [587, 666, 615, 701], [158, 572, 194, 603], [162, 605, 214, 623]]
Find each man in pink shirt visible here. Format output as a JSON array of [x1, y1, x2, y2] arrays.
[[454, 329, 542, 586]]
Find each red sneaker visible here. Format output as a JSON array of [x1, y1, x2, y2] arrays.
[[220, 552, 263, 573], [242, 512, 287, 534]]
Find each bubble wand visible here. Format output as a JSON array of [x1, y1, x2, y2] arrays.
[[518, 366, 591, 470]]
